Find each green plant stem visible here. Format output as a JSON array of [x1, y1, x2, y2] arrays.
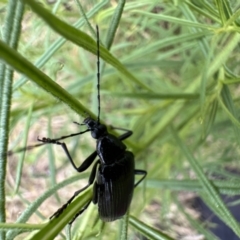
[[0, 1, 24, 240]]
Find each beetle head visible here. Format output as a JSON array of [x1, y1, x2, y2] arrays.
[[83, 117, 107, 139]]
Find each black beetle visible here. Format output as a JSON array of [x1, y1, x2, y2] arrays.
[[38, 26, 147, 223]]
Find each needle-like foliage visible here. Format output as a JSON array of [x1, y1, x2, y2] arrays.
[[1, 0, 240, 239]]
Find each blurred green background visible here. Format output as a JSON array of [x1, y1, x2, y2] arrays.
[[1, 0, 240, 239]]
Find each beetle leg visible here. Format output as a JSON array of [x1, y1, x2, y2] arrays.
[[109, 125, 133, 141], [69, 200, 92, 225], [92, 182, 98, 204], [60, 142, 97, 172], [134, 169, 147, 188], [76, 151, 98, 172], [8, 128, 90, 156], [38, 129, 90, 142], [50, 160, 100, 220], [38, 126, 132, 172], [38, 137, 98, 172]]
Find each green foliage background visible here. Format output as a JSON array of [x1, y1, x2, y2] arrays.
[[0, 0, 240, 239]]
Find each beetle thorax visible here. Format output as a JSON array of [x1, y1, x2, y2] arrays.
[[97, 134, 126, 165]]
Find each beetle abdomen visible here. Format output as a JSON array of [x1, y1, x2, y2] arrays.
[[96, 151, 135, 222]]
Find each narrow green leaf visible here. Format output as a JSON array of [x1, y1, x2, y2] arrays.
[[30, 189, 92, 240], [219, 85, 240, 144], [105, 0, 126, 49], [174, 195, 219, 240], [13, 0, 109, 91], [133, 11, 217, 30], [14, 105, 33, 193], [0, 39, 94, 118], [146, 179, 240, 195], [171, 125, 240, 237], [129, 216, 174, 240], [108, 92, 199, 100], [119, 210, 129, 240], [202, 99, 218, 139], [22, 0, 151, 91], [6, 174, 89, 239]]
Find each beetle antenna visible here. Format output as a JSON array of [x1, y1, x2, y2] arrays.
[[96, 25, 100, 124]]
